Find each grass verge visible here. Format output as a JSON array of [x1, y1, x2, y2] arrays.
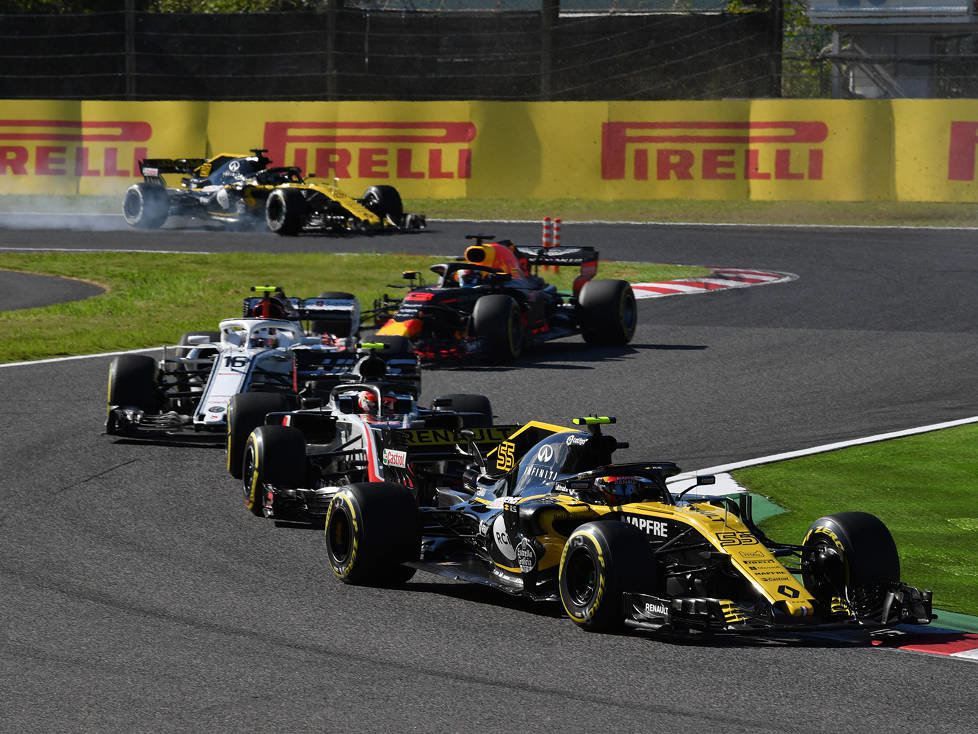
[[734, 422, 978, 616], [0, 251, 706, 363]]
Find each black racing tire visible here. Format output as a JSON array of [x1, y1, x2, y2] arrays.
[[472, 294, 523, 363], [122, 183, 169, 230], [578, 278, 637, 346], [324, 482, 420, 586], [361, 185, 403, 224], [434, 393, 493, 428], [802, 511, 901, 618], [310, 291, 357, 338], [559, 520, 655, 632], [242, 425, 307, 518], [226, 392, 292, 479], [266, 187, 306, 236], [107, 354, 158, 412]]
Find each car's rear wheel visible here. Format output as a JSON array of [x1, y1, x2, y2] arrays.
[[243, 425, 307, 518], [802, 511, 901, 619], [266, 188, 306, 236], [226, 392, 293, 479], [559, 521, 655, 632], [578, 279, 637, 346], [122, 183, 169, 229], [324, 482, 419, 585], [472, 294, 523, 363], [361, 185, 403, 224]]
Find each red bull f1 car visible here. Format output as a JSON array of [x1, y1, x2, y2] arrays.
[[370, 235, 637, 363], [122, 148, 425, 235], [322, 416, 933, 635]]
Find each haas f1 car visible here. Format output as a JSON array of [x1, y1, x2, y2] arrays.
[[228, 349, 516, 522], [323, 416, 933, 635], [105, 287, 414, 441], [371, 235, 637, 363], [122, 148, 425, 235]]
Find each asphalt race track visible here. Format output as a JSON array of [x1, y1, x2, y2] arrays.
[[2, 218, 977, 732]]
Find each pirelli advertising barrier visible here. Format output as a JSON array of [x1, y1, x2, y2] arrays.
[[2, 99, 978, 202]]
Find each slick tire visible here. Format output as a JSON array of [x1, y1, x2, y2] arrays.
[[226, 392, 292, 479], [361, 185, 403, 224], [325, 482, 420, 586], [107, 354, 158, 413], [266, 188, 306, 236], [310, 291, 357, 338], [802, 511, 900, 617], [434, 393, 493, 428], [122, 183, 169, 230], [242, 425, 307, 517], [578, 279, 637, 346], [559, 521, 655, 632], [472, 294, 523, 363]]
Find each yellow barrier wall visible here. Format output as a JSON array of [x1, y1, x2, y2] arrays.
[[1, 99, 977, 201]]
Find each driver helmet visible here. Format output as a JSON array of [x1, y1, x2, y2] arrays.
[[594, 475, 658, 506], [252, 296, 287, 320], [357, 391, 397, 417], [457, 269, 480, 288]]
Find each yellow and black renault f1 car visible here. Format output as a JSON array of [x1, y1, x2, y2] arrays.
[[323, 417, 933, 634], [122, 148, 425, 235], [370, 235, 636, 363]]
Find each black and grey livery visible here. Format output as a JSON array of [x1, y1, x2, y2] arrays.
[[230, 344, 514, 523]]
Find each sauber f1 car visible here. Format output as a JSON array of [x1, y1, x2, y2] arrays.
[[322, 416, 933, 635], [228, 348, 515, 522], [122, 148, 425, 235], [370, 235, 637, 363], [105, 287, 415, 441]]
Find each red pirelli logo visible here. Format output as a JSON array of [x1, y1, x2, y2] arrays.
[[0, 120, 151, 177], [602, 121, 828, 182], [264, 121, 476, 180]]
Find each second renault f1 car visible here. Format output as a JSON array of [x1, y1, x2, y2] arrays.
[[322, 416, 933, 635], [370, 235, 637, 363], [122, 148, 425, 234]]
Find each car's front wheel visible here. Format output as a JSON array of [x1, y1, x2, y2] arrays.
[[472, 294, 523, 363], [559, 521, 655, 632], [242, 425, 307, 518], [802, 511, 901, 619], [226, 392, 293, 479]]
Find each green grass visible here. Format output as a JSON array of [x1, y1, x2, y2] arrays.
[[4, 194, 978, 228], [0, 252, 706, 362], [734, 423, 978, 616]]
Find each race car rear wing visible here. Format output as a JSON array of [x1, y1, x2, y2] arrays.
[[511, 245, 599, 267], [511, 245, 599, 293], [240, 295, 361, 337], [137, 158, 207, 180]]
